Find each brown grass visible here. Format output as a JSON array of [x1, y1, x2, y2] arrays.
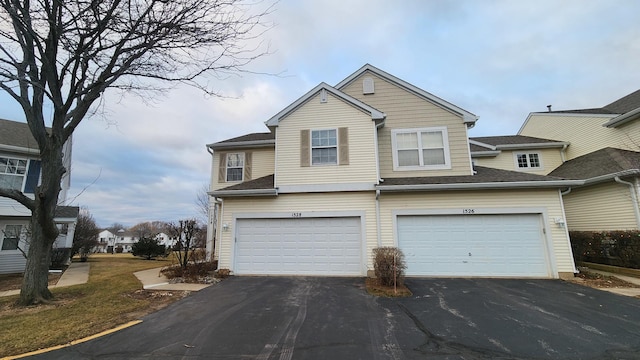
[[0, 254, 184, 357], [0, 273, 61, 292], [365, 277, 412, 297]]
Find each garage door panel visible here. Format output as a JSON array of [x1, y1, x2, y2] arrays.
[[399, 214, 550, 277], [235, 217, 362, 276]]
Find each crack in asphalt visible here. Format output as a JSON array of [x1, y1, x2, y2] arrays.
[[397, 303, 530, 360]]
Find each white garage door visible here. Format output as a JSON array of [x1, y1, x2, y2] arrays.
[[398, 214, 550, 277], [235, 217, 362, 275]]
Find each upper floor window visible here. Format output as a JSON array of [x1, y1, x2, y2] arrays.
[[515, 153, 541, 169], [1, 224, 22, 251], [0, 157, 27, 190], [311, 129, 337, 165], [392, 127, 451, 170], [226, 153, 244, 182]]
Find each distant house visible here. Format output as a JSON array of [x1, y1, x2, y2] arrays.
[[0, 119, 79, 274], [206, 64, 579, 279], [95, 229, 175, 253]]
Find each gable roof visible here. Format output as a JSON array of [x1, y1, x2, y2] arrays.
[[335, 64, 478, 125], [548, 147, 640, 182], [264, 83, 385, 127], [207, 132, 275, 150], [0, 118, 41, 154], [210, 174, 277, 197]]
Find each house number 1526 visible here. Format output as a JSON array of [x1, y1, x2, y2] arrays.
[[292, 212, 302, 218], [462, 209, 475, 214]]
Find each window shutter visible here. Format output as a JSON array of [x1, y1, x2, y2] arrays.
[[338, 127, 349, 165], [24, 160, 41, 193], [218, 153, 227, 182], [300, 130, 310, 167], [244, 152, 252, 181]]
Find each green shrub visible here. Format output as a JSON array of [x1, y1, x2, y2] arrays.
[[372, 247, 406, 287], [131, 237, 166, 260], [570, 230, 640, 268]]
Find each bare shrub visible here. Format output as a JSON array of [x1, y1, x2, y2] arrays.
[[373, 247, 406, 287]]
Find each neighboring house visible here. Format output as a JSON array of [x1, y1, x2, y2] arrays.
[[206, 64, 579, 279], [96, 229, 175, 253], [0, 118, 79, 274], [513, 89, 640, 232], [96, 229, 117, 253]]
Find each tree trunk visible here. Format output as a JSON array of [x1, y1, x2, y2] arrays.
[[17, 138, 64, 305]]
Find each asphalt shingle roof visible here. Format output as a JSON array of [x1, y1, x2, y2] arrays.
[[217, 174, 275, 191], [548, 147, 640, 180], [381, 166, 564, 186], [541, 89, 640, 115], [471, 135, 564, 146], [213, 132, 275, 144], [54, 206, 80, 219], [0, 118, 40, 150]]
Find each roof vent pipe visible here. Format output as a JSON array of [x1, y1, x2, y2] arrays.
[[547, 105, 552, 112]]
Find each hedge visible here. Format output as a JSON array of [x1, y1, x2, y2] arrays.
[[570, 230, 640, 269]]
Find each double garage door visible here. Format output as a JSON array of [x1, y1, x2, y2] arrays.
[[235, 217, 362, 275], [398, 214, 551, 277], [233, 213, 551, 278]]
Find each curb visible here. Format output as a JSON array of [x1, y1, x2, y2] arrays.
[[1, 320, 142, 359]]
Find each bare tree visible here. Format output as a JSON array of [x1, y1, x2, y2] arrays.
[[166, 219, 202, 270], [0, 0, 272, 305], [107, 223, 127, 234], [195, 183, 210, 224], [71, 208, 100, 261]]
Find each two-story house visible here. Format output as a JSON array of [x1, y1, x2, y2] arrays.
[[206, 64, 580, 279], [0, 119, 79, 274]]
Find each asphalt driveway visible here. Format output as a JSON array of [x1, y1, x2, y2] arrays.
[[29, 277, 640, 359]]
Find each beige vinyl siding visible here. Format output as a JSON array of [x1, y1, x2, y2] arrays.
[[519, 114, 640, 160], [340, 72, 472, 178], [378, 189, 575, 275], [210, 147, 275, 191], [563, 182, 638, 231], [473, 148, 564, 175], [275, 93, 378, 186], [216, 192, 377, 271]]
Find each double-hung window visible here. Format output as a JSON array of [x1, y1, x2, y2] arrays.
[[515, 153, 541, 170], [311, 129, 337, 165], [0, 157, 27, 190], [1, 224, 22, 251], [392, 127, 450, 170], [226, 153, 244, 182]]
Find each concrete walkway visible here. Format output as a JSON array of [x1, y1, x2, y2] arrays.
[[0, 263, 211, 298], [0, 262, 90, 297], [585, 269, 640, 297], [133, 267, 211, 291]]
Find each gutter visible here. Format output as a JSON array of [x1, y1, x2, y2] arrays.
[[0, 144, 40, 155], [207, 139, 275, 150], [495, 142, 570, 150], [209, 188, 278, 197], [582, 169, 640, 185], [377, 180, 583, 192], [615, 176, 640, 228], [603, 107, 640, 128], [470, 151, 501, 158]]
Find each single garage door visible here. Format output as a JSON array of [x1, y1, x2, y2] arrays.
[[235, 217, 362, 275], [398, 214, 550, 277]]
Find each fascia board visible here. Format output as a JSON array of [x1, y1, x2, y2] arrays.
[[210, 189, 278, 197], [468, 139, 496, 150], [0, 144, 40, 155], [495, 142, 570, 150], [207, 140, 275, 150], [335, 64, 478, 124], [603, 107, 640, 128], [470, 151, 501, 157], [582, 169, 640, 185], [377, 180, 583, 192], [264, 83, 385, 127]]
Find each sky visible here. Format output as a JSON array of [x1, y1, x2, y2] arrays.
[[1, 0, 640, 227]]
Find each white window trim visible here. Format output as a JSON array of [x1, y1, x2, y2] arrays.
[[0, 156, 29, 192], [0, 224, 24, 253], [391, 127, 451, 171], [513, 152, 543, 171], [226, 152, 245, 182], [310, 128, 338, 166]]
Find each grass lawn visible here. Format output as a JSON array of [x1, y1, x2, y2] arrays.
[[0, 254, 182, 357]]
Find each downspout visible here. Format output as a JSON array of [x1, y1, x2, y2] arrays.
[[561, 187, 571, 196], [560, 144, 568, 163], [615, 176, 640, 229], [375, 189, 382, 247]]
